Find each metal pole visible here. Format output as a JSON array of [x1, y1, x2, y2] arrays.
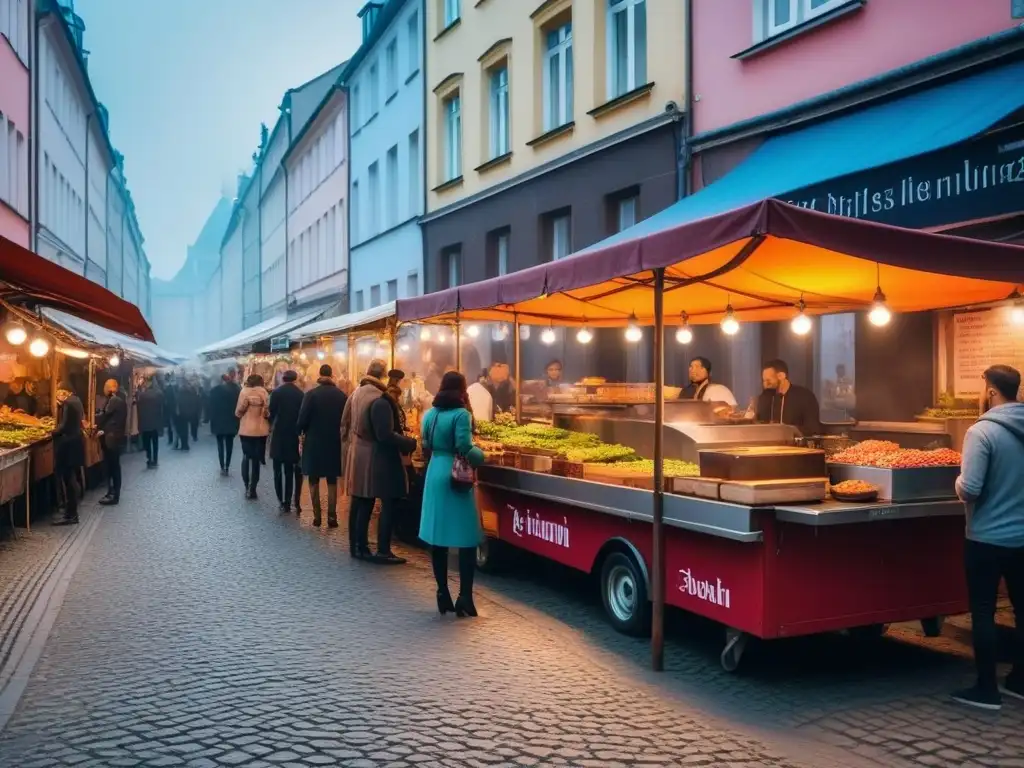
[[513, 316, 521, 424], [388, 322, 396, 370], [455, 312, 462, 374], [652, 267, 666, 672]]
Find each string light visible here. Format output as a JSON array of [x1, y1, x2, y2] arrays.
[[625, 314, 643, 343], [57, 346, 89, 359], [720, 305, 740, 336], [540, 325, 556, 345], [790, 299, 812, 336], [109, 353, 121, 367], [29, 337, 50, 357], [675, 313, 693, 345], [576, 325, 593, 344], [4, 324, 26, 346], [466, 324, 480, 338], [491, 324, 509, 342], [419, 327, 432, 341], [868, 264, 892, 327]]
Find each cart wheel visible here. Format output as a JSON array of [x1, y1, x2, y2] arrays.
[[720, 629, 748, 673], [849, 623, 889, 641], [476, 538, 504, 573], [921, 616, 945, 638], [600, 551, 651, 637]]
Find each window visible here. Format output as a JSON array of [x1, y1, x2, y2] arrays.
[[617, 195, 637, 231], [386, 145, 399, 228], [368, 63, 380, 116], [607, 0, 647, 98], [370, 284, 382, 307], [444, 94, 462, 181], [760, 0, 852, 39], [407, 11, 420, 78], [443, 246, 462, 288], [351, 179, 360, 243], [497, 230, 509, 275], [489, 66, 510, 159], [385, 39, 398, 99], [547, 212, 571, 261], [544, 22, 573, 131], [443, 0, 460, 27], [408, 129, 420, 215], [352, 84, 361, 128], [367, 161, 380, 236], [407, 271, 419, 297], [355, 290, 365, 312], [487, 228, 510, 278], [386, 279, 398, 302]]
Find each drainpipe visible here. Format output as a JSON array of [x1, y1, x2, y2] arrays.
[[679, 0, 694, 201], [83, 111, 92, 276], [29, 0, 39, 252], [284, 105, 292, 313]]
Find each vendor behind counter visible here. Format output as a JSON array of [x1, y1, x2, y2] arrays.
[[756, 359, 821, 437]]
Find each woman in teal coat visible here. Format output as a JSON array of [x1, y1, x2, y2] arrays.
[[419, 371, 486, 617]]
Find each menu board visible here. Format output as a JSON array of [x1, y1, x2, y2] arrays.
[[952, 309, 1024, 397]]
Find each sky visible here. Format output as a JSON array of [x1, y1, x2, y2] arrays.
[[76, 0, 364, 280]]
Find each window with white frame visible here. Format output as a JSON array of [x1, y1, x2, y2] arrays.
[[370, 283, 381, 307], [550, 213, 571, 261], [386, 279, 398, 303], [385, 39, 398, 98], [489, 66, 510, 159], [445, 246, 462, 288], [618, 195, 637, 232], [407, 271, 419, 297], [443, 0, 460, 28], [352, 84, 361, 128], [607, 0, 647, 98], [760, 0, 852, 40], [407, 11, 420, 78], [444, 93, 462, 181], [368, 161, 380, 236], [496, 230, 509, 276], [544, 22, 573, 131], [408, 129, 420, 214], [369, 63, 380, 116], [385, 145, 399, 228]]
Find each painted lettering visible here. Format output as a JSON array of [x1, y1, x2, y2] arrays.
[[678, 568, 731, 609]]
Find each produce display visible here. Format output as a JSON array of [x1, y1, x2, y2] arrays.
[[0, 407, 54, 430], [0, 407, 55, 449], [829, 440, 961, 468], [475, 420, 635, 463], [606, 459, 700, 478], [918, 392, 979, 420], [830, 479, 877, 495]]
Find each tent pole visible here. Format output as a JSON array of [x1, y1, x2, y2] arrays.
[[388, 321, 396, 370], [455, 311, 462, 374], [513, 316, 521, 425], [652, 267, 666, 672], [347, 335, 356, 388]]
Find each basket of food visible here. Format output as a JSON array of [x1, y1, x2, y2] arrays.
[[551, 458, 585, 479], [830, 479, 879, 503]]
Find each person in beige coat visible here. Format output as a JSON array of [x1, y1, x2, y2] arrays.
[[235, 374, 270, 500]]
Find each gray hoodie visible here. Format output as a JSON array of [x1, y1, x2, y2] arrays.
[[955, 402, 1024, 548]]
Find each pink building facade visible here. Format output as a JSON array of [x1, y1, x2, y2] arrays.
[[0, 0, 31, 247]]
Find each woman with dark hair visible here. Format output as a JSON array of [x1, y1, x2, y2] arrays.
[[418, 371, 485, 616], [235, 374, 270, 499]]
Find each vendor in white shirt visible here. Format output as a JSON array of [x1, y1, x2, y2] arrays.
[[682, 356, 737, 406], [467, 370, 495, 422]]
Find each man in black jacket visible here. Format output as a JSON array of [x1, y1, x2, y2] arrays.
[[136, 376, 164, 468], [163, 373, 178, 447], [96, 379, 128, 506], [52, 384, 85, 525], [269, 370, 305, 514], [296, 365, 347, 528], [755, 359, 821, 437], [176, 380, 202, 451], [208, 373, 241, 474]]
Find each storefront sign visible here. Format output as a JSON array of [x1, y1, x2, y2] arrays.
[[269, 335, 290, 352], [951, 308, 1024, 397], [784, 126, 1024, 229], [511, 505, 571, 548]]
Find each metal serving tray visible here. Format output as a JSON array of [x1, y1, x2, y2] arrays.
[[828, 464, 959, 502]]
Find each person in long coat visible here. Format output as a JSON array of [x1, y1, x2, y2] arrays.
[[136, 376, 164, 468], [162, 373, 177, 447], [235, 374, 270, 499], [95, 379, 128, 506], [209, 373, 241, 474], [268, 370, 304, 514], [342, 359, 390, 559], [296, 364, 347, 527], [419, 371, 486, 617], [176, 380, 201, 451], [52, 384, 85, 526]]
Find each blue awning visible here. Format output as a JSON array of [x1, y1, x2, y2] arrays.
[[581, 60, 1024, 255]]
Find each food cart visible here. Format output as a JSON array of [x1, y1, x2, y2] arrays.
[[395, 199, 1024, 672]]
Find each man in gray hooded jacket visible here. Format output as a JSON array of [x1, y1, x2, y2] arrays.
[[951, 364, 1024, 711]]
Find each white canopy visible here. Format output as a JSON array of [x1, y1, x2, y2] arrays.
[[42, 308, 187, 367], [195, 307, 328, 358], [291, 301, 396, 341]]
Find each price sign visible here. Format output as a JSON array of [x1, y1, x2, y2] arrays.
[[951, 308, 1024, 397]]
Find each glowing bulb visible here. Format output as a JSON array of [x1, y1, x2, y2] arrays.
[[317, 350, 326, 360], [399, 342, 410, 352], [29, 337, 50, 357], [576, 326, 593, 344], [491, 324, 509, 342], [541, 327, 556, 345], [625, 315, 643, 343], [109, 353, 121, 367], [1012, 302, 1024, 326], [58, 346, 89, 359], [720, 306, 740, 336], [466, 324, 480, 338], [5, 325, 26, 346], [420, 327, 432, 341], [519, 325, 531, 341], [436, 331, 446, 344], [868, 289, 891, 327], [676, 326, 693, 345], [791, 303, 812, 336]]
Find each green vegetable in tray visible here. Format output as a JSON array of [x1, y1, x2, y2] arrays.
[[611, 459, 700, 477], [562, 443, 637, 463]]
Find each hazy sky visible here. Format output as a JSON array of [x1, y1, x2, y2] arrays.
[[76, 0, 364, 280]]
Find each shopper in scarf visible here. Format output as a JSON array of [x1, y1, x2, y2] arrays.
[[235, 374, 270, 499]]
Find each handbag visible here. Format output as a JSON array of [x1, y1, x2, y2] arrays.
[[425, 410, 476, 489]]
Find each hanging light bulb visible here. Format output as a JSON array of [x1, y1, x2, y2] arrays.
[[675, 313, 693, 345], [29, 337, 50, 358], [419, 327, 432, 341], [790, 300, 813, 336], [868, 287, 892, 327], [624, 314, 643, 343], [519, 325, 531, 341], [317, 350, 326, 360], [540, 325, 556, 345], [4, 324, 27, 346], [435, 330, 447, 344], [720, 305, 740, 336], [576, 325, 593, 344], [108, 352, 121, 367], [57, 346, 89, 359], [491, 324, 509, 342], [399, 342, 410, 352], [466, 324, 480, 338]]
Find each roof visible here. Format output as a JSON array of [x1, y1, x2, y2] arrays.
[[292, 302, 396, 341], [41, 309, 185, 367], [195, 307, 328, 358], [341, 0, 412, 82]]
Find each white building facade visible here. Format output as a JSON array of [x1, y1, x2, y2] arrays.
[[284, 86, 347, 310], [259, 117, 288, 317], [347, 0, 424, 313]]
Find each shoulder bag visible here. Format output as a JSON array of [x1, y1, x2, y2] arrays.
[[449, 411, 476, 489]]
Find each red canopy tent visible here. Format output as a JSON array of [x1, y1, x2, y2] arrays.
[[0, 234, 154, 342]]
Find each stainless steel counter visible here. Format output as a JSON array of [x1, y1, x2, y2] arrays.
[[477, 466, 964, 540]]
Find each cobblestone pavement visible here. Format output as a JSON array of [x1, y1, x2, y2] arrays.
[[0, 438, 1020, 767]]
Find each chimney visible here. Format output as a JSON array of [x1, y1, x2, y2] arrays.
[[358, 2, 384, 43]]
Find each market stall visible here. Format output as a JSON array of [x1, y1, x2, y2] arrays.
[[396, 198, 1024, 672]]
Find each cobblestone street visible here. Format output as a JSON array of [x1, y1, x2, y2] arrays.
[[0, 439, 1021, 768]]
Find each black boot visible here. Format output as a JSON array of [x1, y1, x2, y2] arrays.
[[310, 483, 322, 527], [327, 484, 339, 528], [53, 515, 79, 526], [432, 546, 454, 614]]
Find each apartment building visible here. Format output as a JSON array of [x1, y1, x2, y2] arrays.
[[0, 0, 31, 248], [347, 0, 425, 313]]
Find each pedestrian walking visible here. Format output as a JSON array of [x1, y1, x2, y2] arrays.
[[52, 384, 84, 526], [296, 364, 347, 528], [209, 373, 241, 475], [136, 376, 164, 468], [163, 373, 177, 447], [269, 370, 304, 514], [952, 364, 1024, 711], [235, 374, 270, 500], [419, 372, 485, 616], [345, 363, 417, 564], [95, 378, 127, 506], [188, 376, 202, 442], [176, 379, 201, 451]]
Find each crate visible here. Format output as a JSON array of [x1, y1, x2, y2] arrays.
[[551, 458, 584, 479], [30, 439, 54, 481], [499, 451, 521, 469]]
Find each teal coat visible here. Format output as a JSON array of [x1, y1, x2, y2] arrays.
[[418, 406, 485, 548]]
